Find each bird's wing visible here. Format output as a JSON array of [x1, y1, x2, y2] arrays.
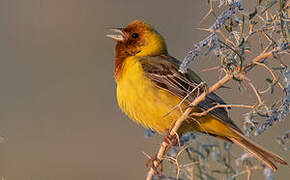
[[139, 54, 243, 134]]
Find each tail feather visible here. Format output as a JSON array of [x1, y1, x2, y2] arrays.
[[229, 132, 287, 170], [240, 136, 287, 165]]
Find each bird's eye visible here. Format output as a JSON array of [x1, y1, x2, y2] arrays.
[[131, 33, 139, 39]]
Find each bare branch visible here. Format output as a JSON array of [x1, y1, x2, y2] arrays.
[[190, 104, 255, 117], [146, 74, 232, 180]]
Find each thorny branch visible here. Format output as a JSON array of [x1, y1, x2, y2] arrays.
[[146, 75, 232, 180], [145, 0, 289, 179], [190, 104, 255, 117]]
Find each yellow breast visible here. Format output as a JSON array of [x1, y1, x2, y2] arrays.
[[116, 57, 185, 133]]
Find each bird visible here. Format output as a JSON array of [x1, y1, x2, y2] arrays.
[[107, 20, 287, 170]]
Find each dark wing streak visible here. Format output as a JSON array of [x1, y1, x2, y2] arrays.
[[149, 73, 181, 92]]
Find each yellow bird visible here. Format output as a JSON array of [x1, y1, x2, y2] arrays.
[[107, 20, 287, 170]]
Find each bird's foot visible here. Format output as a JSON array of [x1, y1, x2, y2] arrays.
[[163, 129, 178, 153], [145, 154, 163, 176]]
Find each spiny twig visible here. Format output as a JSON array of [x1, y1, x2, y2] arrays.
[[146, 74, 232, 180]]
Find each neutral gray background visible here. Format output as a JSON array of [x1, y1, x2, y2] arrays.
[[0, 0, 289, 179]]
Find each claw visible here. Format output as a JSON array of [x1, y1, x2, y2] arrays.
[[163, 129, 179, 153]]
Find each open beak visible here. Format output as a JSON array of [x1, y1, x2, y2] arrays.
[[106, 28, 126, 41]]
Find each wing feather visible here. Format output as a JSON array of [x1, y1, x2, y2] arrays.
[[139, 55, 243, 134]]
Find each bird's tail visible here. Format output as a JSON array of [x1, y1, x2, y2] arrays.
[[229, 131, 287, 170]]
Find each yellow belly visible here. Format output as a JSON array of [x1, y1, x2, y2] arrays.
[[116, 57, 186, 133]]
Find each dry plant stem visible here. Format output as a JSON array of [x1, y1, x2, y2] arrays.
[[232, 166, 263, 178], [201, 66, 220, 72], [163, 156, 182, 179], [146, 74, 232, 180], [278, 0, 288, 42], [190, 166, 194, 180], [245, 27, 276, 44], [239, 16, 245, 44], [247, 168, 252, 180], [253, 49, 276, 63], [262, 31, 276, 45], [257, 15, 266, 23], [190, 104, 255, 117], [243, 49, 279, 103], [244, 48, 276, 73], [183, 161, 200, 168], [175, 145, 190, 179], [161, 144, 198, 179], [244, 77, 263, 105], [164, 83, 205, 117], [217, 30, 235, 47], [199, 0, 216, 25], [143, 151, 152, 160], [254, 61, 284, 90]]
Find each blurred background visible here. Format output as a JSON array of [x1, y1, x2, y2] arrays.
[[0, 0, 288, 179]]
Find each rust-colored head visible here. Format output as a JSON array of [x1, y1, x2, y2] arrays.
[[107, 20, 168, 80], [107, 20, 167, 57]]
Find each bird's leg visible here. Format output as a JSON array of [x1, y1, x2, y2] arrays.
[[163, 129, 178, 153], [145, 154, 163, 177]]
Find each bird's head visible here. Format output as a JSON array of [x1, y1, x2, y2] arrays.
[[107, 20, 167, 57]]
